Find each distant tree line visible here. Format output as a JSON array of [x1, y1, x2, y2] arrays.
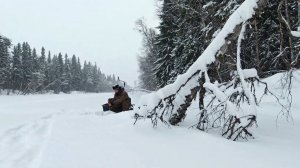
[[138, 0, 300, 90], [0, 35, 120, 94]]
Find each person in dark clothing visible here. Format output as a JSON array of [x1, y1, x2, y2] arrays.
[[106, 85, 131, 113]]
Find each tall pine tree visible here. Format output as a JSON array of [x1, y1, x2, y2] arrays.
[[11, 43, 23, 91], [0, 35, 11, 92]]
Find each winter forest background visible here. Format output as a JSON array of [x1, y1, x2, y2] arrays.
[[0, 38, 123, 94], [2, 0, 299, 95], [1, 0, 300, 136], [134, 0, 300, 141], [137, 0, 300, 90], [1, 1, 300, 167]]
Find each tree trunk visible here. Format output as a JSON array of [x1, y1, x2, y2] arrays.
[[254, 16, 261, 75], [298, 0, 300, 30], [197, 73, 207, 131]]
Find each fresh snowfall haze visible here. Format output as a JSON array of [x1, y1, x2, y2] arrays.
[[0, 0, 159, 86], [1, 0, 300, 168]]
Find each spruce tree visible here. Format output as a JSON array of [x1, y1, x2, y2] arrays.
[[32, 48, 39, 72], [153, 0, 178, 87], [61, 54, 71, 93], [91, 63, 101, 92], [58, 53, 64, 77], [76, 57, 82, 91], [51, 55, 61, 93], [21, 42, 33, 92], [11, 43, 23, 91], [44, 51, 52, 91], [0, 35, 11, 91], [71, 55, 81, 91], [38, 47, 47, 92], [27, 48, 43, 92]]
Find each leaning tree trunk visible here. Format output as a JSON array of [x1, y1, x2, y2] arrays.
[[135, 0, 268, 141], [196, 73, 207, 131]]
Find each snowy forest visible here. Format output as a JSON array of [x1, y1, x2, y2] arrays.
[[1, 0, 300, 141], [0, 1, 300, 167], [0, 36, 121, 94], [138, 0, 300, 90], [136, 0, 300, 140]]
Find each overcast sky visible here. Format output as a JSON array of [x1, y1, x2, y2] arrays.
[[0, 0, 159, 86]]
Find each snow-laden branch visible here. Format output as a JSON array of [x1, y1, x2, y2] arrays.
[[200, 23, 258, 140], [236, 23, 257, 116], [137, 0, 260, 118], [291, 31, 300, 37]]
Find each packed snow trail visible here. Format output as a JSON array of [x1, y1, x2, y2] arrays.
[[0, 109, 114, 168], [0, 115, 54, 168]]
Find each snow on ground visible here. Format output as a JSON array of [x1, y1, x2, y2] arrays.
[[0, 73, 300, 168]]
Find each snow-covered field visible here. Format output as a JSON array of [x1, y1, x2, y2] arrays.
[[0, 74, 300, 168]]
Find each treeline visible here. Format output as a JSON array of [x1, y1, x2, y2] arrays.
[[138, 0, 300, 90], [0, 35, 120, 94]]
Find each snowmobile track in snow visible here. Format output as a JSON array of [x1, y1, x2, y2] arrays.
[[0, 115, 54, 168]]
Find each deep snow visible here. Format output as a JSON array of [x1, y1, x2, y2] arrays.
[[0, 73, 300, 168]]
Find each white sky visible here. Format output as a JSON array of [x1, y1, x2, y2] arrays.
[[0, 0, 159, 86]]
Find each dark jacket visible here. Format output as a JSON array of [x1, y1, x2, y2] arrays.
[[108, 89, 131, 112]]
